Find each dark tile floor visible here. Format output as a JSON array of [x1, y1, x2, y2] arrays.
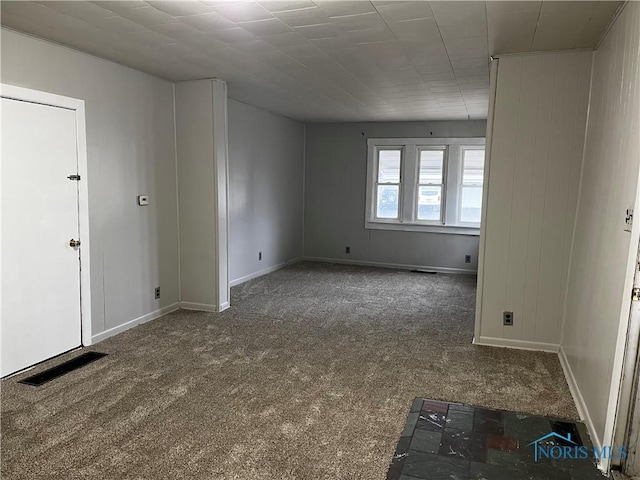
[[387, 398, 606, 480]]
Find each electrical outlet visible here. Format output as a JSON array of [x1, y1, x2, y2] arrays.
[[465, 255, 471, 263], [503, 311, 513, 326], [258, 251, 262, 261], [155, 287, 160, 299], [345, 246, 351, 254]]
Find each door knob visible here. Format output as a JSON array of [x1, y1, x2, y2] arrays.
[[69, 239, 81, 248]]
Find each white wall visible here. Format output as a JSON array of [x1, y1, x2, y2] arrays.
[[228, 99, 304, 285], [477, 51, 592, 350], [562, 2, 640, 450], [175, 79, 230, 311], [304, 121, 486, 273], [1, 29, 179, 340]]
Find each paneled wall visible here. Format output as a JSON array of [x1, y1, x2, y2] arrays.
[[477, 51, 592, 350], [562, 2, 640, 449]]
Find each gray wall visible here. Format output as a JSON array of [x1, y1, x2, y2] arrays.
[[304, 121, 486, 272], [175, 79, 230, 310], [228, 99, 305, 285], [1, 29, 179, 340], [175, 80, 217, 309]]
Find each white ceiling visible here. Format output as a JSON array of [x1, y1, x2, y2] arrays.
[[0, 1, 622, 122]]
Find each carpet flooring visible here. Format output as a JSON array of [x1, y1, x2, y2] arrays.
[[1, 261, 578, 480]]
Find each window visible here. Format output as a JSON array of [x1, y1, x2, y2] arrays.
[[460, 147, 485, 224], [365, 138, 485, 234], [417, 148, 445, 222], [375, 149, 402, 219]]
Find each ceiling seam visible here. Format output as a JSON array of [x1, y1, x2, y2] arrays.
[[530, 2, 544, 51], [430, 5, 471, 120]]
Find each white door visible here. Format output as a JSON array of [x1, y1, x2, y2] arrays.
[[1, 97, 82, 377]]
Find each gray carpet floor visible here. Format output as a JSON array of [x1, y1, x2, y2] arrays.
[[1, 261, 578, 479]]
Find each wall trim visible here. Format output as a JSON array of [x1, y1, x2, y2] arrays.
[[474, 58, 499, 344], [219, 301, 230, 312], [558, 346, 603, 462], [92, 303, 179, 344], [179, 302, 218, 312], [473, 336, 560, 353], [230, 257, 304, 287], [303, 256, 477, 275], [212, 79, 231, 313]]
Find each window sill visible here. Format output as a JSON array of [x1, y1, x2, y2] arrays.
[[365, 221, 480, 236]]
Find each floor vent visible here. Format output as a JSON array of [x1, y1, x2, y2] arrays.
[[18, 352, 107, 386]]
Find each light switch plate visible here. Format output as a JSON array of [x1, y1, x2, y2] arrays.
[[625, 203, 634, 232], [137, 195, 149, 206]]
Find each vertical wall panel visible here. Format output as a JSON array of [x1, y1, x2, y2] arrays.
[[537, 54, 581, 344], [480, 58, 522, 340], [478, 51, 592, 348], [521, 54, 556, 342], [503, 57, 541, 341], [562, 2, 640, 449]]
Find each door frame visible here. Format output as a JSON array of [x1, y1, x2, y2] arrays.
[[1, 83, 92, 346], [612, 238, 640, 469], [614, 237, 640, 475]]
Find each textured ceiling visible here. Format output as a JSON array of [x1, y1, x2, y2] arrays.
[[0, 1, 622, 122]]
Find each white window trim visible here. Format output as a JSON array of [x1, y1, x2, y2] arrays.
[[372, 145, 405, 222], [365, 137, 486, 236], [459, 145, 486, 228], [415, 145, 448, 225]]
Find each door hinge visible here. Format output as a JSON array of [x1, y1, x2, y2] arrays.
[[632, 287, 640, 301], [67, 174, 81, 181]]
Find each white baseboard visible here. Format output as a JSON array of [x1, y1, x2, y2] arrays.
[[91, 302, 180, 343], [219, 301, 230, 312], [230, 257, 304, 287], [179, 302, 218, 312], [558, 346, 602, 452], [303, 256, 477, 275], [473, 336, 560, 353]]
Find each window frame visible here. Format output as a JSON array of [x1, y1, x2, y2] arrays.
[[373, 146, 404, 223], [458, 146, 486, 227], [365, 137, 486, 236], [414, 146, 448, 226]]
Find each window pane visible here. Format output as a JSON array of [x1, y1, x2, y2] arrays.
[[461, 186, 482, 223], [378, 150, 401, 183], [416, 186, 441, 221], [463, 149, 485, 185], [419, 150, 444, 183], [376, 185, 399, 219]]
